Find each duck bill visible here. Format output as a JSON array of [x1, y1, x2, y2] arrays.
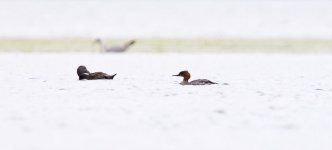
[[172, 74, 180, 76]]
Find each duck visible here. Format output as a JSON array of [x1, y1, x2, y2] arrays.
[[77, 65, 116, 80], [93, 38, 136, 53], [173, 70, 217, 85]]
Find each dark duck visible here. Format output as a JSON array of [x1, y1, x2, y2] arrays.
[[173, 70, 217, 85], [77, 66, 116, 80]]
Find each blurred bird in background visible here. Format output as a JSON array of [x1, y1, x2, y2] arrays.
[[93, 38, 136, 53]]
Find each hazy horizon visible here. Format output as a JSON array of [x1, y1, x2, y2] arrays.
[[1, 1, 331, 38]]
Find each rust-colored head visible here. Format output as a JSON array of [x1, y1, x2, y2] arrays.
[[173, 70, 191, 82]]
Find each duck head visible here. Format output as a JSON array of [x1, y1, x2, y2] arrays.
[[77, 65, 91, 80], [173, 70, 191, 82]]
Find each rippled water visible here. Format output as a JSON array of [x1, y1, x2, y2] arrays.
[[1, 53, 332, 150], [0, 1, 331, 38]]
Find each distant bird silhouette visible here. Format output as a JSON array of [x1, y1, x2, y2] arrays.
[[93, 38, 136, 53], [77, 65, 116, 80]]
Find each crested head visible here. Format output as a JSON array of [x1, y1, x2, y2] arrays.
[[173, 70, 191, 82], [77, 65, 87, 71], [176, 70, 190, 77], [78, 65, 86, 68]]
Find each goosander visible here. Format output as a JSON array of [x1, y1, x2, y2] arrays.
[[77, 66, 116, 80], [93, 38, 136, 53], [173, 70, 217, 85]]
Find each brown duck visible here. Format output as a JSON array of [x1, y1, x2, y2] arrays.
[[77, 66, 116, 80], [173, 70, 217, 85]]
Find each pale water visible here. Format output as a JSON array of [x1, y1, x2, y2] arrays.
[[1, 53, 332, 150]]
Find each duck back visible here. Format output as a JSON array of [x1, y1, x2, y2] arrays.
[[189, 79, 217, 85], [87, 72, 116, 80]]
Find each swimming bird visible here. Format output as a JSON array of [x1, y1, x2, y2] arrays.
[[173, 70, 217, 85], [77, 65, 116, 80], [93, 38, 136, 53]]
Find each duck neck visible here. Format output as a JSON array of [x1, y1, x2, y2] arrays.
[[98, 41, 106, 52], [124, 43, 133, 48], [180, 76, 190, 84], [180, 80, 190, 85], [79, 74, 89, 80], [183, 75, 190, 82]]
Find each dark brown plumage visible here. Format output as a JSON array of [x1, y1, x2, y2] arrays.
[[77, 66, 116, 80]]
